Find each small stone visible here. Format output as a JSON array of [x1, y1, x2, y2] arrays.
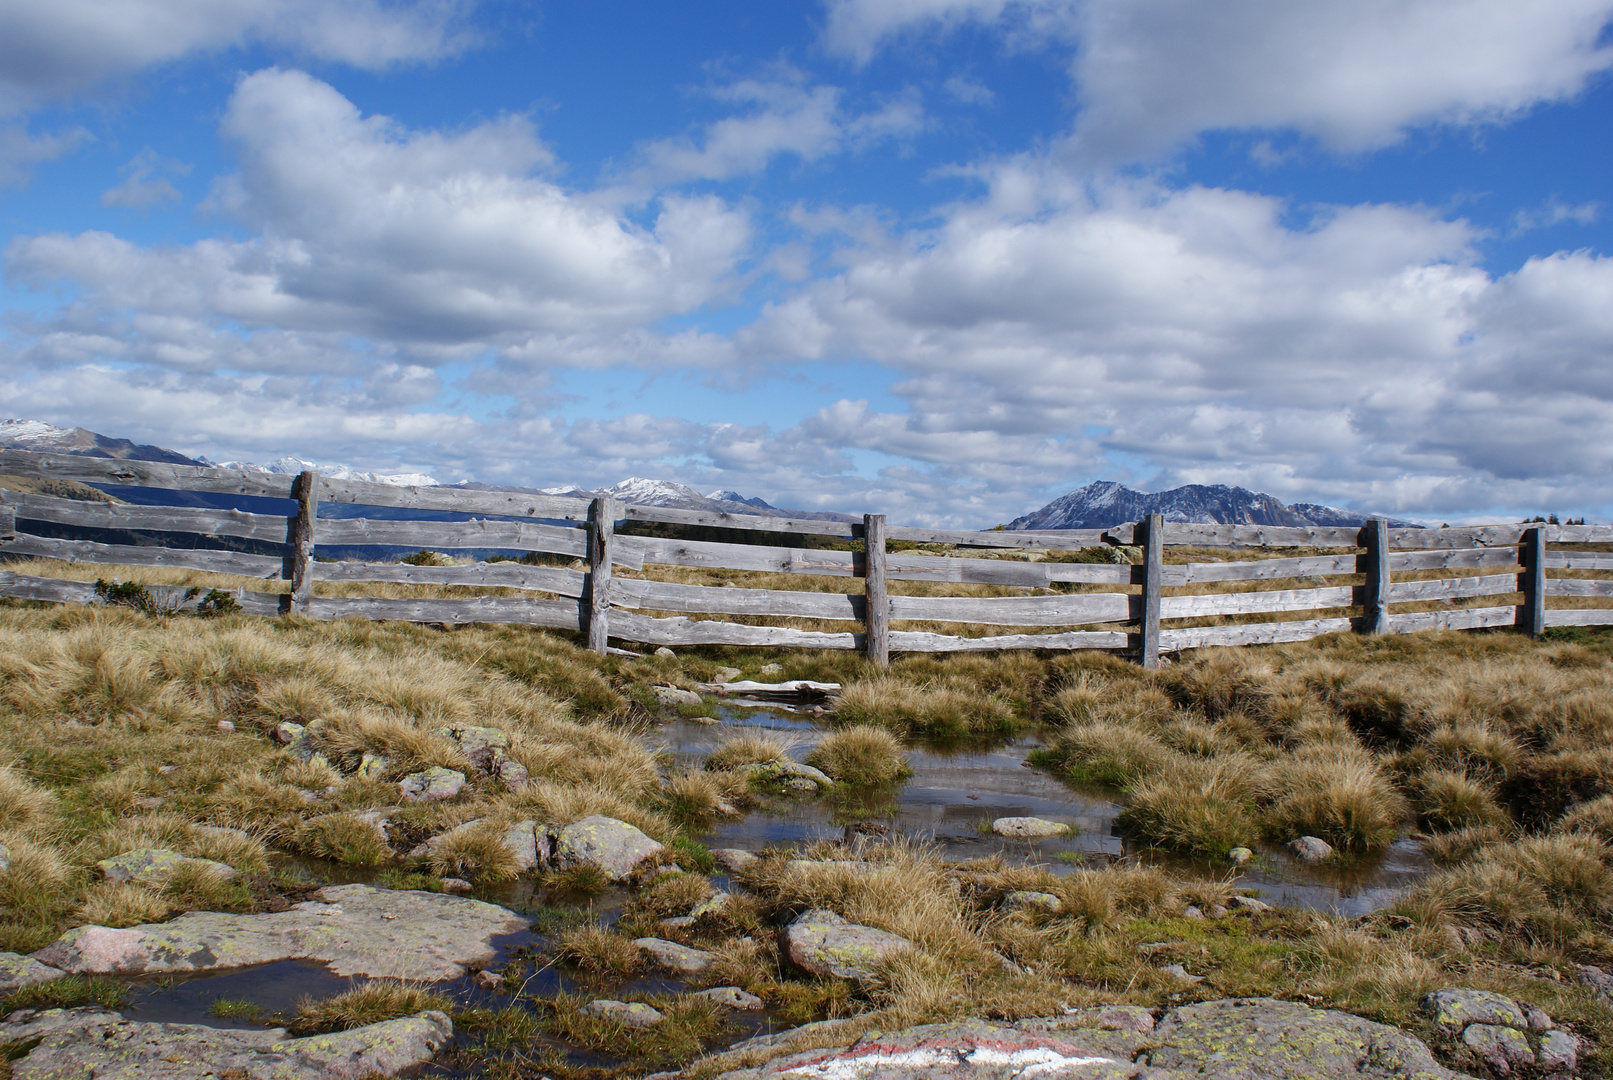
[[1462, 1023, 1533, 1074], [157, 765, 178, 775], [1286, 836, 1333, 863], [1538, 1030, 1578, 1073], [759, 663, 784, 676], [1228, 846, 1253, 865], [284, 725, 323, 762], [499, 820, 545, 872], [0, 951, 65, 994], [440, 878, 473, 893], [654, 647, 677, 658], [780, 909, 912, 983], [97, 848, 235, 887], [712, 848, 757, 873], [783, 777, 818, 794], [689, 892, 731, 919], [434, 725, 511, 772], [1003, 890, 1063, 914], [659, 916, 696, 930], [0, 842, 9, 872], [553, 815, 664, 881], [713, 667, 742, 683], [1183, 905, 1205, 920], [398, 767, 466, 803], [1161, 964, 1204, 983], [698, 986, 764, 1010], [1209, 905, 1227, 918], [215, 720, 235, 733], [356, 751, 390, 779], [1523, 1005, 1554, 1031], [1423, 989, 1527, 1032], [991, 816, 1069, 838], [634, 937, 717, 975], [272, 721, 305, 744], [581, 999, 664, 1029], [1576, 963, 1613, 997], [497, 759, 530, 788], [1229, 895, 1271, 912], [654, 685, 703, 706], [473, 969, 502, 990]]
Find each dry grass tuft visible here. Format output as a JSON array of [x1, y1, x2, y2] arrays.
[[291, 814, 392, 867], [832, 677, 1017, 741], [1262, 747, 1407, 851], [1048, 722, 1176, 788], [1120, 755, 1264, 855], [1557, 794, 1613, 842], [289, 980, 452, 1034], [0, 766, 57, 834], [556, 924, 643, 977], [77, 881, 169, 927], [1416, 769, 1508, 833], [426, 825, 520, 884], [704, 731, 793, 771], [806, 726, 911, 785], [658, 769, 725, 825]]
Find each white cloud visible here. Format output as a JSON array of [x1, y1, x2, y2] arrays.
[[100, 148, 190, 209], [823, 0, 1613, 158], [631, 69, 925, 185], [9, 68, 751, 364], [0, 124, 91, 189], [0, 0, 476, 109]]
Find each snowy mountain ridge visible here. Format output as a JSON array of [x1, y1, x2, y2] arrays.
[[1007, 481, 1421, 530]]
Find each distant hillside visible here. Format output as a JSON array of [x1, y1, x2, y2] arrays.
[[1007, 481, 1420, 530]]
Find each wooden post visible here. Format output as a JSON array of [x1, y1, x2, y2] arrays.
[[1139, 513, 1163, 669], [287, 470, 318, 614], [586, 495, 616, 653], [1362, 519, 1391, 636], [0, 506, 13, 541], [863, 513, 889, 668], [1521, 526, 1547, 638]]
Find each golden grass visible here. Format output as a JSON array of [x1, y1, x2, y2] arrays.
[[704, 731, 793, 771], [805, 726, 911, 785], [289, 980, 452, 1034], [832, 676, 1017, 741]]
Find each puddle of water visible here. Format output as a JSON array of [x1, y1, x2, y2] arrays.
[[119, 960, 352, 1028], [658, 708, 1432, 917]]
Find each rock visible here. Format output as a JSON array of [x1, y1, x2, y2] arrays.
[[991, 816, 1070, 838], [273, 720, 305, 744], [1160, 963, 1203, 983], [356, 751, 390, 779], [131, 796, 166, 810], [553, 815, 664, 881], [1229, 846, 1253, 865], [1523, 1005, 1553, 1031], [497, 759, 530, 787], [398, 767, 466, 803], [473, 969, 502, 990], [750, 760, 834, 789], [434, 725, 510, 772], [780, 909, 912, 983], [216, 720, 235, 733], [712, 848, 758, 873], [1144, 998, 1474, 1080], [759, 663, 783, 676], [654, 647, 677, 658], [285, 724, 323, 762], [1576, 963, 1613, 997], [440, 878, 472, 893], [698, 986, 765, 1010], [654, 685, 703, 706], [581, 999, 664, 1029], [0, 1006, 452, 1080], [1059, 1005, 1155, 1034], [1462, 1024, 1533, 1074], [714, 667, 742, 683], [634, 937, 717, 975], [0, 952, 65, 994], [659, 916, 696, 931], [1183, 905, 1205, 920], [1423, 989, 1527, 1032], [31, 883, 526, 982], [1230, 895, 1271, 912], [1003, 890, 1063, 914], [97, 848, 236, 887], [1538, 1030, 1578, 1073], [499, 820, 546, 872], [689, 892, 731, 919], [1286, 836, 1333, 863]]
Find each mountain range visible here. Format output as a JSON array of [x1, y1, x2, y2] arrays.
[[1006, 480, 1419, 530]]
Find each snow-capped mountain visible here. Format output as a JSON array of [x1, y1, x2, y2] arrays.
[[1007, 481, 1420, 530], [465, 476, 855, 522], [0, 419, 198, 465], [202, 455, 439, 489]]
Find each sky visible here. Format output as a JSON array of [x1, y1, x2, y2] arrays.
[[2, 0, 1612, 527]]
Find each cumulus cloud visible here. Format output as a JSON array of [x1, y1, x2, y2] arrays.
[[0, 123, 90, 189], [100, 148, 189, 209], [0, 0, 476, 109], [823, 0, 1613, 157]]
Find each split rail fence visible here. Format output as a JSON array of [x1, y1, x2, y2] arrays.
[[1, 448, 1611, 668]]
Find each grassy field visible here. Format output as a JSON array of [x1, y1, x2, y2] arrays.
[[0, 591, 1610, 1078]]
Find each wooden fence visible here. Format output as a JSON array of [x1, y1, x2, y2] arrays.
[[1, 447, 1610, 667]]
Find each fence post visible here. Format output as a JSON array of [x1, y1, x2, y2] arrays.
[[1140, 513, 1163, 669], [288, 470, 318, 614], [586, 495, 616, 653], [0, 506, 13, 541], [1521, 526, 1547, 638], [1362, 519, 1390, 636], [863, 513, 889, 668]]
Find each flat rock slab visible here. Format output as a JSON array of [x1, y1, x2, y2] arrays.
[[0, 1006, 451, 1080], [1144, 997, 1475, 1080], [712, 848, 758, 873], [780, 909, 912, 983], [992, 816, 1069, 838], [699, 986, 765, 1010], [554, 815, 664, 881], [635, 937, 717, 974], [31, 884, 527, 982], [1423, 989, 1526, 1032], [398, 767, 466, 802], [715, 1018, 1153, 1080], [0, 951, 64, 994]]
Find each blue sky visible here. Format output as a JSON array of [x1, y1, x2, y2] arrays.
[[3, 0, 1612, 526]]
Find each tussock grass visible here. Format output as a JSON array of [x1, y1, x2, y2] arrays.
[[1416, 769, 1508, 833], [704, 731, 793, 771], [1261, 747, 1406, 851], [556, 924, 642, 977], [658, 770, 726, 826], [805, 726, 911, 785], [1558, 793, 1613, 842], [288, 980, 451, 1034], [1049, 722, 1176, 787], [292, 814, 392, 867], [832, 677, 1016, 741], [1120, 756, 1264, 855], [426, 825, 521, 884]]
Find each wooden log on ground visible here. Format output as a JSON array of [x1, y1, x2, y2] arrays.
[[607, 611, 859, 649], [1544, 607, 1613, 627], [0, 534, 284, 577], [1160, 616, 1355, 651], [1388, 573, 1520, 602], [1383, 605, 1517, 633], [610, 578, 861, 619], [887, 629, 1130, 652], [0, 490, 289, 543], [312, 560, 587, 596], [1161, 585, 1358, 619], [890, 591, 1134, 625]]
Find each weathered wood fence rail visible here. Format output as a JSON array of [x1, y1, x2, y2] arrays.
[[1, 447, 1610, 668]]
